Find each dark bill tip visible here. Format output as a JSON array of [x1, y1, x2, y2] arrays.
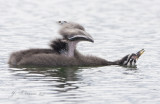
[[88, 37, 94, 43]]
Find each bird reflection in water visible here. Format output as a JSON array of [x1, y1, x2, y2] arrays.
[[9, 67, 82, 94]]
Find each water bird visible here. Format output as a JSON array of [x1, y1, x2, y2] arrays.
[[8, 21, 144, 67]]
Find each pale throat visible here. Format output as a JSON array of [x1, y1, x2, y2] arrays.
[[67, 41, 78, 57]]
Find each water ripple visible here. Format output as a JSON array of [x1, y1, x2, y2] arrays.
[[1, 0, 160, 104]]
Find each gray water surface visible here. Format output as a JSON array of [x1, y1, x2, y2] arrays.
[[0, 0, 160, 104]]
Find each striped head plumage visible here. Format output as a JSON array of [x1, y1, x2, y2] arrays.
[[121, 49, 145, 67]]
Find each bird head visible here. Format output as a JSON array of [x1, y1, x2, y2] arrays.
[[54, 21, 94, 57], [63, 29, 94, 43], [120, 49, 145, 67], [58, 21, 94, 43]]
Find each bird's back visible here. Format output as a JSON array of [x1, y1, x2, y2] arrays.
[[8, 49, 55, 66]]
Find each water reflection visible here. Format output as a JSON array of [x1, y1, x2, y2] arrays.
[[10, 67, 81, 93], [121, 66, 139, 75]]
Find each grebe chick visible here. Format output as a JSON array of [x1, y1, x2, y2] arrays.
[[8, 21, 144, 67]]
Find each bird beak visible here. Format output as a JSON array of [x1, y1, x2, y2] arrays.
[[136, 49, 145, 60], [68, 35, 94, 43], [85, 35, 94, 43]]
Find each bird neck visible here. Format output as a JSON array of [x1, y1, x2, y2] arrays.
[[67, 41, 78, 57]]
